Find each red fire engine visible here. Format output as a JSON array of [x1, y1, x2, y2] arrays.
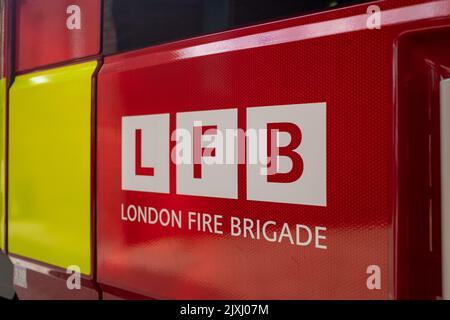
[[0, 0, 449, 300]]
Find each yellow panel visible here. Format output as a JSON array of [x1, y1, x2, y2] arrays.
[[8, 61, 96, 274], [0, 78, 5, 250]]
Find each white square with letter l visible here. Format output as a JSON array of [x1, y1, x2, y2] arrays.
[[122, 114, 170, 194]]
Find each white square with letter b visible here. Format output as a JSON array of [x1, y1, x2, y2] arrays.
[[246, 103, 326, 206]]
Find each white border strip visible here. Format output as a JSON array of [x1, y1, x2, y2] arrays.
[[441, 78, 450, 300]]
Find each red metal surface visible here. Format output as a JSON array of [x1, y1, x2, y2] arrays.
[[96, 0, 450, 299], [15, 0, 101, 73], [0, 0, 12, 79], [0, 0, 5, 79]]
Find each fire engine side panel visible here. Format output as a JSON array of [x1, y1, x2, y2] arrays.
[[97, 1, 450, 299], [8, 61, 96, 275]]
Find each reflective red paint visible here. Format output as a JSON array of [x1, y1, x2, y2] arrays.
[[15, 0, 101, 73], [96, 0, 450, 299], [0, 0, 6, 79]]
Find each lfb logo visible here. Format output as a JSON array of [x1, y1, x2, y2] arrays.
[[122, 103, 326, 206]]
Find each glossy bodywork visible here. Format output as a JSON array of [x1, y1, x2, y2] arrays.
[[1, 0, 449, 300], [15, 0, 101, 73], [8, 61, 96, 275], [96, 0, 450, 299]]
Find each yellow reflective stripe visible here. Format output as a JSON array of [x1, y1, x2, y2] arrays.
[[8, 61, 96, 274], [0, 78, 5, 250]]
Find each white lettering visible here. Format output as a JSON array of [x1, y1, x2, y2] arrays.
[[66, 5, 81, 30]]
